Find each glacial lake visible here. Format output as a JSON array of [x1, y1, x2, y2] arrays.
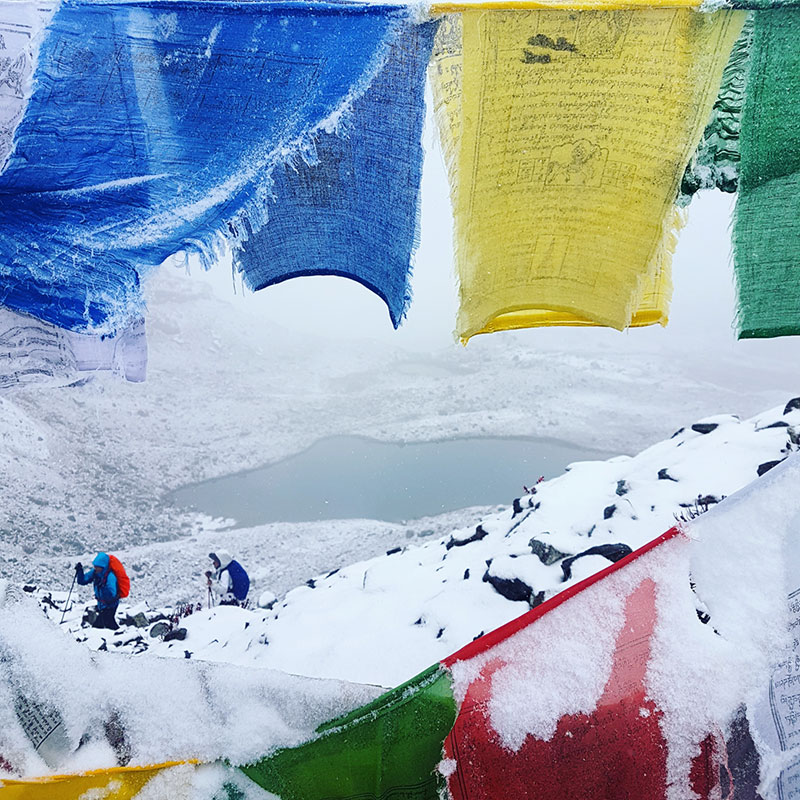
[[168, 435, 609, 526]]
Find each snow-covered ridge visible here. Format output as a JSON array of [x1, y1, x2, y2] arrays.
[[38, 398, 800, 688]]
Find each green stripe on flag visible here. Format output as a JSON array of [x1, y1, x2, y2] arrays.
[[734, 10, 800, 339], [239, 664, 457, 800]]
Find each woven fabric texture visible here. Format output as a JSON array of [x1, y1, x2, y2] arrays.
[[431, 9, 744, 342], [733, 10, 800, 339], [236, 20, 437, 329], [0, 0, 401, 334], [240, 665, 456, 800]]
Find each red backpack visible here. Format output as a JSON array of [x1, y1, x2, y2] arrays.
[[108, 554, 130, 599]]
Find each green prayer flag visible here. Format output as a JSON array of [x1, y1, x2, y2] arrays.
[[734, 10, 800, 339], [239, 665, 457, 800]]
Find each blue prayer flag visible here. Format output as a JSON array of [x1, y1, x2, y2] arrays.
[[235, 19, 438, 329], [0, 0, 407, 334]]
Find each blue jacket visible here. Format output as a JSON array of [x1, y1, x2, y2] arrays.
[[77, 552, 119, 609]]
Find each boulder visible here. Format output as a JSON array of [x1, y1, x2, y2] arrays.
[[691, 422, 718, 434], [560, 543, 633, 581], [446, 525, 489, 550], [529, 537, 569, 566], [482, 571, 533, 604], [164, 627, 187, 642], [757, 459, 784, 477], [149, 621, 170, 638], [784, 397, 800, 415]]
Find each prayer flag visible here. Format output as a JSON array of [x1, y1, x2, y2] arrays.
[[733, 10, 800, 339], [236, 20, 438, 329], [0, 0, 404, 334], [430, 9, 744, 341], [240, 664, 457, 800]]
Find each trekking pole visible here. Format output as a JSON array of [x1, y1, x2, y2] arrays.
[[60, 571, 77, 625]]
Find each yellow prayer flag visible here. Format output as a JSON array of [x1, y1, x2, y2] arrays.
[[0, 760, 197, 799], [430, 9, 744, 342]]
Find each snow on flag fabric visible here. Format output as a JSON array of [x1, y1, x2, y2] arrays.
[[233, 518, 786, 800], [0, 0, 408, 336], [240, 664, 457, 800], [4, 450, 800, 797], [733, 10, 800, 339], [236, 19, 438, 330], [430, 9, 745, 342], [0, 761, 196, 799]]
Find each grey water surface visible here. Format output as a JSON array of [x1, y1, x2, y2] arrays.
[[168, 435, 610, 526]]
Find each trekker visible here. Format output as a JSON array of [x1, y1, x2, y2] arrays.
[[75, 552, 120, 629], [206, 551, 250, 606]]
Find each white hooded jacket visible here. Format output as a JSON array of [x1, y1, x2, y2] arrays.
[[209, 550, 235, 600]]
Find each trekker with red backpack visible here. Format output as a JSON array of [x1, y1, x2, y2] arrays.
[[74, 552, 129, 630]]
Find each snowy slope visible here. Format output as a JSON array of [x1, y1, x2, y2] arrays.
[[41, 399, 800, 688], [1, 262, 798, 589]]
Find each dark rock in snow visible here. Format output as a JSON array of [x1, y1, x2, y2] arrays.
[[679, 495, 722, 510], [560, 543, 633, 581], [530, 590, 546, 608], [149, 621, 170, 639], [784, 397, 800, 415], [306, 579, 316, 589], [603, 504, 616, 520], [529, 537, 569, 566], [436, 628, 445, 639], [464, 569, 470, 579], [386, 547, 402, 556], [671, 427, 685, 438], [483, 570, 533, 603], [691, 422, 718, 435], [164, 627, 187, 642], [446, 525, 489, 550], [762, 421, 789, 429], [658, 468, 678, 482], [22, 585, 35, 593], [512, 498, 524, 516], [615, 480, 629, 496], [472, 631, 485, 641], [757, 459, 784, 477], [103, 711, 131, 766]]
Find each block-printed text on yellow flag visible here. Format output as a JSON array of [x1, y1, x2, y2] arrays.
[[431, 9, 745, 342]]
